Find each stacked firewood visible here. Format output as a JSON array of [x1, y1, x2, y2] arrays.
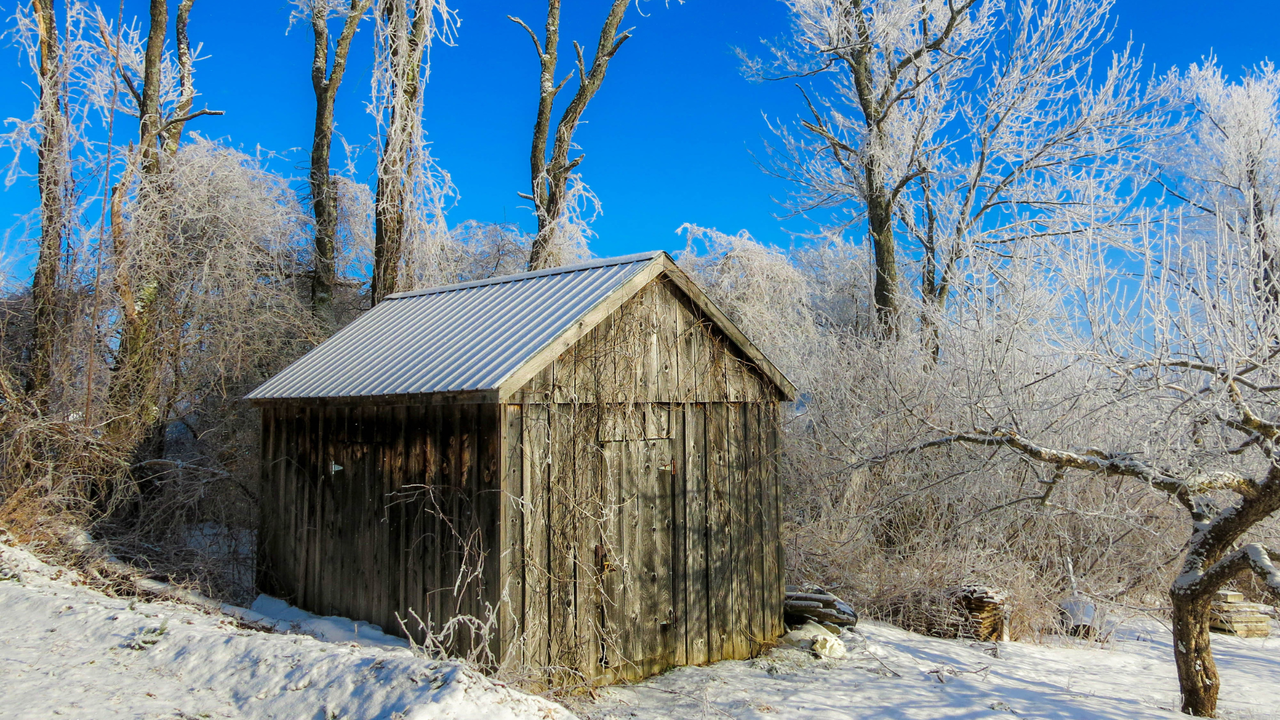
[[949, 586, 1008, 642], [1210, 590, 1271, 638], [784, 585, 859, 629]]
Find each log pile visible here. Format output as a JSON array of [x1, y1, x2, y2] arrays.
[[784, 585, 859, 630], [950, 586, 1008, 642], [1210, 590, 1271, 638]]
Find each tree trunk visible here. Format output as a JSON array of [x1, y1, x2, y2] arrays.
[[108, 0, 170, 442], [371, 0, 430, 305], [521, 0, 630, 271], [138, 0, 167, 173], [867, 192, 899, 337], [1171, 589, 1219, 717], [309, 0, 370, 326], [310, 107, 339, 326], [372, 129, 405, 303], [28, 0, 65, 400]]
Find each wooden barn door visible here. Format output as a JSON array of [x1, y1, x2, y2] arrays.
[[598, 434, 675, 682]]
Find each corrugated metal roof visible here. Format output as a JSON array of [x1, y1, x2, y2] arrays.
[[247, 252, 663, 400]]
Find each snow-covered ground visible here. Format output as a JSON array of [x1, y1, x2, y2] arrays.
[[6, 533, 1280, 720], [588, 618, 1280, 720], [0, 540, 569, 720]]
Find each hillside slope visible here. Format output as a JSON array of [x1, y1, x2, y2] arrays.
[[0, 539, 570, 720]]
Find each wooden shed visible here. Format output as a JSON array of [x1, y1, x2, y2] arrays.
[[248, 251, 796, 684]]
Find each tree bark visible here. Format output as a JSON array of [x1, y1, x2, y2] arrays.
[[309, 0, 371, 325], [517, 0, 630, 271], [867, 192, 899, 335], [107, 0, 200, 455], [1171, 590, 1219, 716], [371, 0, 430, 305], [160, 0, 195, 155], [138, 0, 167, 174], [28, 0, 65, 400]]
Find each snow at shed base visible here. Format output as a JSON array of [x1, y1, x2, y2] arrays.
[[0, 539, 572, 720], [589, 617, 1280, 720]]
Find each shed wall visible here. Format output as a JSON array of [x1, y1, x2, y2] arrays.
[[258, 402, 503, 652], [499, 278, 786, 684]]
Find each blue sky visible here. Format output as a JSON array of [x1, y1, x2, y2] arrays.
[[1, 0, 1278, 271]]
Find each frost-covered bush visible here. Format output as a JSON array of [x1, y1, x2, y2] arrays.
[[678, 223, 1185, 638]]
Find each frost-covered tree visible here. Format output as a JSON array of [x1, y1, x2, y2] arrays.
[[369, 0, 455, 303], [676, 224, 822, 388], [91, 0, 226, 458], [510, 0, 685, 270], [754, 0, 1170, 336], [291, 0, 373, 327], [855, 207, 1280, 717], [1156, 59, 1280, 322], [4, 1, 103, 403], [25, 0, 68, 400]]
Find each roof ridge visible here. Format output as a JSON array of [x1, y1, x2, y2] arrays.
[[384, 251, 667, 300]]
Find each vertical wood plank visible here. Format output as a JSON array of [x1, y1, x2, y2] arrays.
[[390, 405, 409, 635], [670, 404, 688, 668], [673, 292, 696, 404], [684, 403, 709, 666], [318, 408, 335, 617], [422, 403, 440, 644], [476, 403, 502, 662], [637, 437, 658, 677], [705, 403, 729, 664], [573, 404, 601, 683], [756, 403, 775, 642], [599, 440, 626, 681], [500, 404, 524, 666], [547, 403, 575, 679], [767, 403, 784, 641], [404, 405, 424, 642], [656, 438, 675, 674], [358, 407, 375, 629], [622, 438, 644, 681], [256, 407, 277, 598], [726, 403, 749, 659], [522, 399, 550, 671], [298, 407, 314, 610], [747, 403, 766, 654], [460, 404, 480, 654], [655, 283, 676, 403], [382, 406, 396, 634]]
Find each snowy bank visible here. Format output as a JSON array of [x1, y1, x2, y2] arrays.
[[0, 540, 572, 720], [589, 616, 1280, 719]]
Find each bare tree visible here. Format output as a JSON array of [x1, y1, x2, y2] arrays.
[[755, 0, 1169, 337], [509, 0, 631, 271], [845, 206, 1280, 716], [752, 0, 987, 334], [369, 0, 455, 304], [97, 0, 223, 458], [26, 0, 68, 400], [293, 0, 372, 327], [1156, 59, 1280, 320]]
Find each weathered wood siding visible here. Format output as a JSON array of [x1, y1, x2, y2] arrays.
[[258, 402, 503, 653], [499, 277, 786, 683]]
